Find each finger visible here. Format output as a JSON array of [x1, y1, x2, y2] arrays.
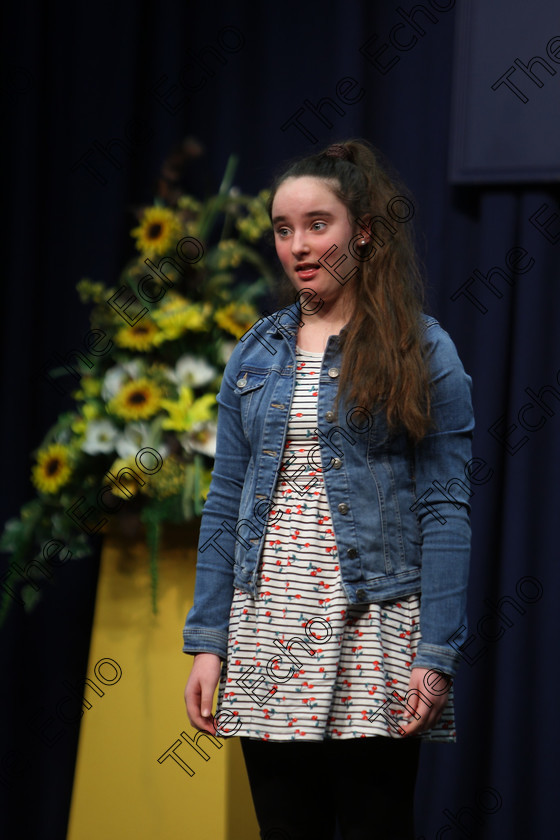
[[402, 721, 422, 736], [404, 700, 444, 735], [185, 680, 209, 731], [403, 693, 420, 722], [200, 681, 215, 719]]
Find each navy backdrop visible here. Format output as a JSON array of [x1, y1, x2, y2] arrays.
[[1, 1, 559, 838]]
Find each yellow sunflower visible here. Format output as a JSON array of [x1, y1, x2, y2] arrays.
[[108, 377, 163, 421], [214, 301, 259, 339], [31, 443, 73, 495], [115, 319, 161, 351], [131, 206, 183, 257]]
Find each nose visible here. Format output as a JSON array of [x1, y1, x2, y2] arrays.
[[291, 228, 310, 257]]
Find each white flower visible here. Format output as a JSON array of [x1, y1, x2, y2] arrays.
[[219, 341, 236, 364], [115, 422, 169, 460], [166, 355, 217, 388], [101, 361, 143, 401], [82, 420, 120, 455], [179, 422, 217, 458]]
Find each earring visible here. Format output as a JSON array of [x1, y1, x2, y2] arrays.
[[360, 239, 366, 245]]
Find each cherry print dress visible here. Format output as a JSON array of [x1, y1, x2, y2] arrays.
[[215, 346, 456, 741]]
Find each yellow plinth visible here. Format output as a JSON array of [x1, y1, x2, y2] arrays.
[[67, 520, 260, 840]]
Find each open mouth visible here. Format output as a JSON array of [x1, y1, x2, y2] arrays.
[[295, 262, 321, 279]]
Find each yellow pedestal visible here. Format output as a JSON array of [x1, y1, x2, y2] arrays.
[[67, 521, 260, 840]]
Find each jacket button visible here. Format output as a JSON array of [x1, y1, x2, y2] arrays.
[[328, 367, 340, 378], [332, 458, 342, 469], [325, 411, 335, 422], [337, 503, 349, 514], [236, 377, 247, 388], [346, 547, 357, 558], [356, 588, 366, 600]]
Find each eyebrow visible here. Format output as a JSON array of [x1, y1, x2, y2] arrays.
[[272, 210, 335, 224]]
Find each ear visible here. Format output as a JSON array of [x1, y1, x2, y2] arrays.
[[354, 214, 372, 243], [348, 215, 376, 261]]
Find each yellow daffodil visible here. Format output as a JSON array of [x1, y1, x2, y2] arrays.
[[214, 301, 258, 339], [161, 386, 215, 432], [108, 378, 163, 421], [131, 206, 183, 257], [31, 444, 73, 495], [115, 319, 161, 351]]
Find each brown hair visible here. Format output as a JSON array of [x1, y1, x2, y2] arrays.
[[267, 139, 432, 443]]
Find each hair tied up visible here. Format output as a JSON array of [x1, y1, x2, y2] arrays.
[[324, 143, 353, 162]]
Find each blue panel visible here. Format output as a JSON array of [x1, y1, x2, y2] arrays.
[[450, 0, 560, 182]]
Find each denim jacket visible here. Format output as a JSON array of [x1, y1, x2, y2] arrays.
[[182, 302, 474, 677]]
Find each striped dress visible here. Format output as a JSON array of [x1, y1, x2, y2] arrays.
[[215, 346, 455, 741]]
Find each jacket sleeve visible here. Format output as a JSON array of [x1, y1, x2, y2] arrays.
[[412, 320, 474, 677], [181, 339, 252, 659]]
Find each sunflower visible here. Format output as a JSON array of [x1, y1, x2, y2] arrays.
[[31, 443, 73, 495], [115, 319, 161, 351], [131, 206, 183, 257], [214, 301, 259, 339], [108, 378, 163, 421]]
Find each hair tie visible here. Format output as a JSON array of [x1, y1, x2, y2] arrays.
[[324, 144, 353, 162]]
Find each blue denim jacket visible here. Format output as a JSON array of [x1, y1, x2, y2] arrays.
[[182, 303, 474, 676]]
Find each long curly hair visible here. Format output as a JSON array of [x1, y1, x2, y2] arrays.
[[267, 139, 432, 444]]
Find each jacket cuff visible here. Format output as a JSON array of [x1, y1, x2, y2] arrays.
[[414, 642, 463, 677], [182, 628, 228, 660]]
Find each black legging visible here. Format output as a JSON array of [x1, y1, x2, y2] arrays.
[[240, 735, 421, 840]]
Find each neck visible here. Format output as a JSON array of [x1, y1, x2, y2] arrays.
[[296, 294, 353, 352]]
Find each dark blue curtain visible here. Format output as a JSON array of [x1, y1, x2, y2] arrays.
[[2, 1, 558, 838]]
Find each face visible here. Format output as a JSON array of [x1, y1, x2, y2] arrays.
[[271, 176, 362, 310]]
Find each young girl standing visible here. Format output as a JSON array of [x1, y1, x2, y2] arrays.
[[183, 140, 474, 839]]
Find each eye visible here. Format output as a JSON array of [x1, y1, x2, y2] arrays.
[[311, 221, 326, 231], [275, 226, 291, 238]]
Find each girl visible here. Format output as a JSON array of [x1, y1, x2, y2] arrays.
[[183, 140, 474, 839]]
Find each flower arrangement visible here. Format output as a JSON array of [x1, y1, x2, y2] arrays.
[[0, 140, 275, 619]]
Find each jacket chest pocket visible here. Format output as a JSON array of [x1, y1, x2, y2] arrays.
[[234, 370, 271, 434]]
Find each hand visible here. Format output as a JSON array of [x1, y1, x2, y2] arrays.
[[401, 667, 452, 736], [184, 653, 223, 735]]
